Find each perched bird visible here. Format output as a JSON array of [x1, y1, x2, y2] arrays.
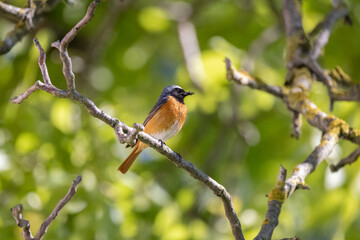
[[119, 85, 194, 174]]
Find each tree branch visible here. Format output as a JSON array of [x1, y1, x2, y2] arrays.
[[242, 25, 281, 72], [10, 80, 68, 104], [169, 1, 205, 91], [0, 0, 61, 55], [51, 0, 101, 92], [10, 204, 33, 240], [267, 0, 284, 30], [290, 110, 302, 139], [282, 0, 354, 110], [177, 20, 205, 91], [34, 175, 82, 240], [34, 38, 52, 85], [330, 146, 360, 172], [331, 88, 360, 102], [84, 0, 132, 68], [254, 166, 287, 240], [225, 57, 285, 99], [10, 1, 245, 239], [11, 175, 82, 240], [280, 237, 302, 240], [284, 129, 339, 197], [327, 66, 360, 103], [310, 2, 351, 60], [282, 0, 309, 66], [0, 23, 29, 54], [0, 1, 27, 22]]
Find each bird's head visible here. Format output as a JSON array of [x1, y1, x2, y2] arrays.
[[162, 85, 194, 104]]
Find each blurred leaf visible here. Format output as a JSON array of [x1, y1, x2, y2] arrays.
[[176, 188, 195, 211], [50, 100, 78, 134], [153, 204, 180, 236], [15, 132, 39, 154], [138, 7, 169, 33]]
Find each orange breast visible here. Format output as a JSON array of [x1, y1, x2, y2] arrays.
[[144, 96, 188, 141]]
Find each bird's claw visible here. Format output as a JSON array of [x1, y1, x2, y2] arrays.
[[159, 139, 166, 147]]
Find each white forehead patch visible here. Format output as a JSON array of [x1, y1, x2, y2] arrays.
[[170, 85, 182, 90]]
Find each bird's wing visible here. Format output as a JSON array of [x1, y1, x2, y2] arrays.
[[126, 97, 168, 148], [143, 97, 168, 126]]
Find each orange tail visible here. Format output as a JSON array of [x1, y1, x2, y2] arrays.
[[118, 143, 144, 174]]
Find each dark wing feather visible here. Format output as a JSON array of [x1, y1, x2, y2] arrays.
[[126, 97, 168, 148], [143, 97, 168, 126]]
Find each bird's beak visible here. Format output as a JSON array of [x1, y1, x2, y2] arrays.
[[184, 91, 194, 96]]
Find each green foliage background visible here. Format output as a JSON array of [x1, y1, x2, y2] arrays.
[[1, 0, 360, 239]]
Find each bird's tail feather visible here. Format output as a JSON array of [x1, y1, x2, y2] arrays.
[[118, 144, 142, 174]]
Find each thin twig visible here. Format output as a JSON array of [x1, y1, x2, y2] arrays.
[[290, 111, 301, 139], [34, 175, 82, 240], [54, 0, 100, 92], [242, 25, 281, 72], [225, 58, 285, 98], [331, 88, 360, 102], [327, 66, 360, 102], [0, 0, 62, 54], [0, 23, 29, 54], [85, 0, 132, 68], [285, 130, 339, 196], [0, 1, 26, 22], [331, 146, 360, 172], [280, 237, 302, 240], [254, 166, 287, 240], [267, 0, 284, 29], [282, 0, 309, 66], [10, 80, 68, 104], [124, 123, 145, 148], [10, 204, 33, 240], [310, 3, 350, 60], [64, 0, 99, 91], [11, 175, 82, 240], [177, 20, 205, 91], [34, 38, 52, 85]]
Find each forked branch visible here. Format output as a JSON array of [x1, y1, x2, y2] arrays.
[[11, 175, 82, 240], [0, 0, 62, 54]]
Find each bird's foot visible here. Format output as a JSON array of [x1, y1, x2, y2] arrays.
[[159, 139, 166, 147]]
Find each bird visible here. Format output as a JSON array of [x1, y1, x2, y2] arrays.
[[118, 85, 194, 174]]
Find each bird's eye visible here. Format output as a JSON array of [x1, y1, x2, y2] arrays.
[[176, 88, 182, 93]]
